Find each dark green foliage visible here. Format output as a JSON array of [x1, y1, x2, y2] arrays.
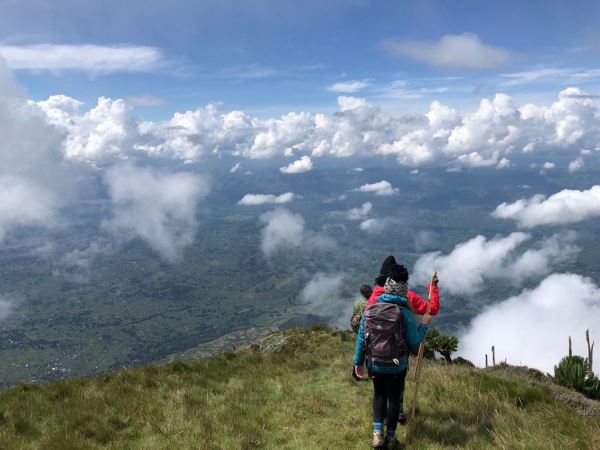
[[453, 356, 475, 367], [553, 356, 600, 400], [426, 328, 459, 363], [527, 368, 546, 381]]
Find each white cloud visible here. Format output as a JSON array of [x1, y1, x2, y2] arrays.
[[280, 155, 313, 173], [354, 180, 398, 196], [102, 164, 209, 262], [246, 112, 313, 159], [542, 161, 556, 170], [359, 217, 398, 233], [346, 202, 373, 220], [38, 95, 139, 161], [229, 162, 242, 173], [327, 80, 369, 93], [568, 156, 585, 173], [259, 208, 335, 256], [460, 273, 600, 372], [0, 61, 72, 240], [0, 44, 166, 74], [381, 33, 512, 69], [143, 104, 253, 161], [54, 241, 113, 282], [259, 208, 305, 256], [0, 176, 58, 240], [496, 158, 511, 169], [238, 192, 296, 206], [492, 185, 600, 228], [337, 96, 369, 112], [413, 232, 578, 295], [27, 86, 600, 172], [300, 273, 350, 328]]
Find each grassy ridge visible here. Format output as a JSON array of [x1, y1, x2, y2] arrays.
[[0, 327, 599, 449]]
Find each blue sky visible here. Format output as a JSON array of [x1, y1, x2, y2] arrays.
[[2, 0, 600, 118]]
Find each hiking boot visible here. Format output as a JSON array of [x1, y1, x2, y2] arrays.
[[397, 411, 407, 425], [385, 436, 400, 450], [372, 431, 385, 448]]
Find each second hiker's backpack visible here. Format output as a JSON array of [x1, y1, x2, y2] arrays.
[[363, 302, 408, 367]]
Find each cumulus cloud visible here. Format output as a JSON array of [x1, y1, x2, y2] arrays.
[[345, 202, 373, 220], [28, 86, 600, 171], [327, 80, 369, 93], [259, 208, 334, 256], [238, 192, 296, 206], [492, 185, 600, 228], [336, 95, 370, 112], [354, 180, 398, 196], [37, 95, 139, 161], [300, 273, 350, 328], [279, 155, 314, 173], [460, 273, 600, 372], [413, 232, 579, 295], [381, 33, 512, 69], [102, 164, 209, 262], [568, 156, 585, 173], [0, 44, 167, 74]]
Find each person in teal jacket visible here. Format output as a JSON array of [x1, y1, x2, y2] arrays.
[[353, 269, 431, 449]]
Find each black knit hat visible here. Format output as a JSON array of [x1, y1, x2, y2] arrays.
[[375, 255, 398, 286], [388, 264, 409, 283]]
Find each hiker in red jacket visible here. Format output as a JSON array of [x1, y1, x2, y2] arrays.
[[367, 256, 439, 316], [365, 256, 440, 426]]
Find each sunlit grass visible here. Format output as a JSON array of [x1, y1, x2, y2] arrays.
[[0, 327, 598, 449]]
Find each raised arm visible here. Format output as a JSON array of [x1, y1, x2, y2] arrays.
[[407, 283, 440, 315]]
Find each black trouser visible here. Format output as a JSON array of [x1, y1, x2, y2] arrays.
[[372, 370, 407, 428]]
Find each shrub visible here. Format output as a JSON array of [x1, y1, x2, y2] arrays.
[[426, 328, 459, 363], [453, 356, 475, 367], [553, 355, 600, 400]]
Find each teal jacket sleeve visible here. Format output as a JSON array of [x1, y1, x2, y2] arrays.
[[402, 309, 429, 354], [353, 315, 366, 366]]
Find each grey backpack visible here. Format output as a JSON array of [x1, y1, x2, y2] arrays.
[[363, 302, 408, 367]]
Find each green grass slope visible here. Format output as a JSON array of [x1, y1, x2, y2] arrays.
[[0, 327, 599, 449]]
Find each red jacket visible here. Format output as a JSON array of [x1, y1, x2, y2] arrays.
[[367, 284, 440, 315]]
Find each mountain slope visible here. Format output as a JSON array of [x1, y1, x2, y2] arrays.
[[0, 327, 598, 449]]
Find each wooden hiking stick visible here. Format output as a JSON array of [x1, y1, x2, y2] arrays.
[[410, 273, 436, 420]]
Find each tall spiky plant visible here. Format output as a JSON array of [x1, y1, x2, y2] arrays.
[[553, 355, 600, 399]]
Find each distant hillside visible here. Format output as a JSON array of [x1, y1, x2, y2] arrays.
[[0, 327, 598, 449]]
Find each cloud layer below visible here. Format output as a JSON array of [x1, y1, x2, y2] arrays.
[[103, 164, 209, 261], [460, 273, 600, 373]]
